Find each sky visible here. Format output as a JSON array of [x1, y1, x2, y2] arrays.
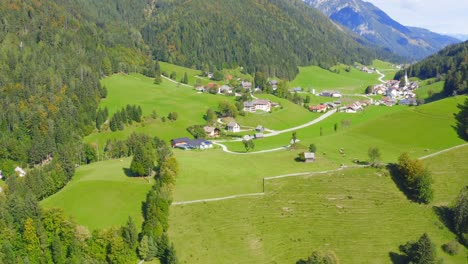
[[365, 0, 468, 35]]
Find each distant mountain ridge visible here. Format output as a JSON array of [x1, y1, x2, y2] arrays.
[[303, 0, 460, 60]]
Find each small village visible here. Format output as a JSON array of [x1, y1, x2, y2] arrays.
[[171, 70, 421, 152]]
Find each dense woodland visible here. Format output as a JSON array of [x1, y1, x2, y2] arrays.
[[142, 0, 401, 79], [395, 41, 468, 95]]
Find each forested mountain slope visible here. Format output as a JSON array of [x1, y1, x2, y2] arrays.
[[395, 41, 467, 95], [0, 1, 151, 262], [141, 0, 398, 79], [303, 0, 460, 60]]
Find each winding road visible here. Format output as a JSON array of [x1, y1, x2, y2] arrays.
[[213, 109, 337, 154], [376, 69, 386, 84]]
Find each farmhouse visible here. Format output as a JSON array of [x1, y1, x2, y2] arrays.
[[15, 166, 26, 177], [309, 104, 327, 113], [187, 139, 213, 149], [170, 137, 213, 150], [226, 121, 240, 132], [203, 126, 219, 138], [254, 133, 264, 139], [218, 85, 232, 94], [302, 152, 315, 162], [243, 99, 272, 112], [255, 125, 264, 132], [241, 81, 252, 90], [171, 137, 191, 148]]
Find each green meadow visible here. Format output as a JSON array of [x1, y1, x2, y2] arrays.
[[236, 94, 319, 130], [416, 79, 446, 101], [41, 158, 153, 231], [159, 61, 204, 86], [86, 73, 224, 148], [41, 65, 467, 263], [290, 64, 381, 94], [223, 96, 466, 161], [169, 146, 468, 264]]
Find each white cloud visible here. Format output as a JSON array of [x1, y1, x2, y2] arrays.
[[365, 0, 468, 34]]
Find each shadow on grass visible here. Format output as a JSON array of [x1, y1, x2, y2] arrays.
[[387, 163, 414, 203], [123, 168, 135, 177], [433, 205, 455, 233], [388, 252, 406, 264], [424, 91, 446, 104]]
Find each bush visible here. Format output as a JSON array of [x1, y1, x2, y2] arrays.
[[441, 241, 459, 255]]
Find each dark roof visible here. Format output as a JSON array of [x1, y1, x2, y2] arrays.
[[188, 139, 212, 147], [254, 133, 264, 138], [171, 137, 190, 145]]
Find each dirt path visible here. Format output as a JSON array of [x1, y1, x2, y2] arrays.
[[212, 109, 336, 154], [161, 75, 193, 88], [418, 143, 468, 160], [376, 70, 386, 84], [172, 165, 367, 205]]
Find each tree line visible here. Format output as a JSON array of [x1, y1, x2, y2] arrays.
[[395, 41, 467, 96], [0, 133, 178, 263]]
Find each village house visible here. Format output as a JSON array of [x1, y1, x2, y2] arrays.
[[255, 125, 264, 132], [269, 80, 278, 90], [309, 104, 327, 113], [320, 91, 342, 98], [203, 126, 220, 138], [241, 81, 252, 90], [254, 133, 264, 139], [15, 167, 26, 177], [291, 87, 302, 92], [171, 137, 191, 148], [170, 137, 213, 150], [226, 121, 240, 133], [218, 85, 232, 94], [243, 99, 272, 112], [302, 152, 315, 162]]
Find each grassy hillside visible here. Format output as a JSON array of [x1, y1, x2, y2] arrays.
[[41, 158, 153, 231], [224, 96, 466, 161], [169, 147, 468, 263], [86, 73, 224, 147], [290, 65, 381, 94], [236, 94, 318, 130]]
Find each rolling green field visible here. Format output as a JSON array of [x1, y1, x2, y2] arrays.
[[169, 146, 468, 264], [236, 94, 319, 130], [371, 59, 399, 78], [416, 79, 445, 101], [223, 96, 466, 160], [159, 61, 204, 86], [41, 158, 154, 231], [290, 64, 381, 94], [86, 73, 224, 148]]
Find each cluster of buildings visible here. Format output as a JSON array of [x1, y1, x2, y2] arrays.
[[243, 99, 278, 113], [371, 77, 419, 102], [309, 100, 372, 114], [354, 65, 375, 74]]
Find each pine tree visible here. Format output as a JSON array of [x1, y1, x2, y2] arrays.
[[122, 216, 138, 249], [138, 235, 150, 260], [23, 218, 42, 263], [130, 143, 154, 176]]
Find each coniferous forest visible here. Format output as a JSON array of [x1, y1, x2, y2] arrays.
[[395, 41, 468, 95]]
